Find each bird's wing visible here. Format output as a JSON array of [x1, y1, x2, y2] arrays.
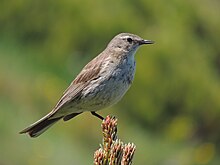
[[52, 53, 106, 113]]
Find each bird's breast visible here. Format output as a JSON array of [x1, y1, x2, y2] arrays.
[[98, 56, 136, 104], [77, 56, 136, 111]]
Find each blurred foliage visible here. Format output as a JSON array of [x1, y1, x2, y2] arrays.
[[0, 0, 220, 164]]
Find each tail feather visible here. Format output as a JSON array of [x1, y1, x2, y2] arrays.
[[19, 114, 62, 138]]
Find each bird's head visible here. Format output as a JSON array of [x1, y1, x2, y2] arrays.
[[107, 33, 154, 55]]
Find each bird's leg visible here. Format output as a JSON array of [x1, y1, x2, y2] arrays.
[[91, 111, 104, 120]]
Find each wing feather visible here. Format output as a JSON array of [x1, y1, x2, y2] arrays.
[[52, 53, 107, 112]]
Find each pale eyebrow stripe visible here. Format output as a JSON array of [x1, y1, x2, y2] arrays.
[[120, 36, 130, 39]]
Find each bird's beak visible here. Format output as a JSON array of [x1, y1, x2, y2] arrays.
[[139, 39, 154, 45]]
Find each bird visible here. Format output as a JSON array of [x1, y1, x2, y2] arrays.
[[19, 33, 154, 137]]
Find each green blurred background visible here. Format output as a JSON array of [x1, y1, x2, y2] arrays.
[[0, 0, 220, 164]]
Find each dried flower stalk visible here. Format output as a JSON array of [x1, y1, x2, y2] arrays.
[[94, 115, 136, 165]]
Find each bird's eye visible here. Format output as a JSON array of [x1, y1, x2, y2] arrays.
[[127, 37, 133, 44]]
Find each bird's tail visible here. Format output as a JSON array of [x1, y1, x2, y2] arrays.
[[19, 113, 62, 138]]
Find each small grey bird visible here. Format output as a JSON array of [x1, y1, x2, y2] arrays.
[[19, 33, 154, 137]]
